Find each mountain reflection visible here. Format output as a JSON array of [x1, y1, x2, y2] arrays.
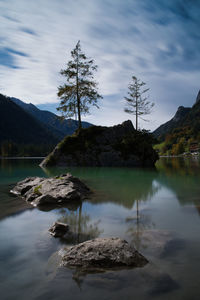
[[156, 157, 200, 215]]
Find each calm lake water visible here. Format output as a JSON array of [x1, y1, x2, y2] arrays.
[[0, 157, 200, 300]]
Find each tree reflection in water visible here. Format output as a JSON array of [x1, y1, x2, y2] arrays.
[[126, 199, 155, 252], [57, 203, 103, 244]]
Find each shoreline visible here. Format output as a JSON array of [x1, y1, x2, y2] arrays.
[[0, 156, 45, 159], [160, 154, 200, 158]]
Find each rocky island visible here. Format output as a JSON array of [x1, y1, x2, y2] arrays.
[[40, 120, 158, 168]]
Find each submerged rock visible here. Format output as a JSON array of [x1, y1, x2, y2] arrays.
[[40, 120, 158, 168], [10, 173, 90, 207], [60, 237, 148, 269], [49, 222, 70, 237]]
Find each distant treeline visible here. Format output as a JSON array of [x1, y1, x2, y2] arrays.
[[0, 141, 55, 157]]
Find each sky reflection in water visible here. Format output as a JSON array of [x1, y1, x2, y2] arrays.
[[0, 157, 200, 299]]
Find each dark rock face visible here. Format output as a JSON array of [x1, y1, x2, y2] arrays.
[[172, 106, 191, 123], [49, 222, 70, 237], [40, 120, 158, 168], [60, 237, 148, 269], [195, 90, 200, 104], [153, 106, 191, 139], [10, 174, 90, 207]]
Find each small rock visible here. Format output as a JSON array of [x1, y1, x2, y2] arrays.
[[60, 237, 148, 269], [49, 222, 70, 237]]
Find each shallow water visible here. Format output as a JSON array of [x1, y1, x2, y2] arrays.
[[0, 157, 200, 300]]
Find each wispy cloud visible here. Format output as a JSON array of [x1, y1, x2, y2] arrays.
[[0, 0, 200, 130]]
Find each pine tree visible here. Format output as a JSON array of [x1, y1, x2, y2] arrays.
[[124, 76, 154, 131], [57, 41, 102, 129]]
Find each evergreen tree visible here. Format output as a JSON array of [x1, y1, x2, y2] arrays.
[[57, 41, 102, 129], [124, 76, 154, 130]]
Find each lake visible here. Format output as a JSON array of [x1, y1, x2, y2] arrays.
[[0, 157, 200, 300]]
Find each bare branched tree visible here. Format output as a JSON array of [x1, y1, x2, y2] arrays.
[[124, 76, 154, 130]]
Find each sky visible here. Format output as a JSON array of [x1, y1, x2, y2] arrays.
[[0, 0, 200, 131]]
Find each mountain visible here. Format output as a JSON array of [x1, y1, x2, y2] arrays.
[[153, 106, 191, 139], [0, 94, 59, 144], [195, 90, 200, 104], [153, 90, 200, 155], [0, 94, 59, 156], [11, 97, 92, 139]]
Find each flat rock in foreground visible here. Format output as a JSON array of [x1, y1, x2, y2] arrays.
[[10, 173, 90, 207], [60, 237, 148, 269]]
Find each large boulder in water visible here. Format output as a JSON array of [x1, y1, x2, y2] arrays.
[[59, 237, 148, 269], [40, 120, 158, 168], [10, 173, 90, 207]]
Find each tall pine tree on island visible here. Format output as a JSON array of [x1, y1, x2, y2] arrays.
[[57, 41, 102, 129], [124, 76, 154, 131]]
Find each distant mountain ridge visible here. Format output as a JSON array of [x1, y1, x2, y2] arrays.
[[0, 94, 93, 156], [11, 97, 92, 139], [0, 93, 58, 149]]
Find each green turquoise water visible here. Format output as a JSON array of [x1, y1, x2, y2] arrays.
[[0, 157, 200, 299]]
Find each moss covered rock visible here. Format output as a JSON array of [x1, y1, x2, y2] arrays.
[[40, 120, 158, 168]]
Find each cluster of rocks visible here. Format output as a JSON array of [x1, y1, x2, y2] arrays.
[[10, 173, 181, 296], [48, 223, 148, 269], [11, 174, 149, 271], [10, 173, 90, 207]]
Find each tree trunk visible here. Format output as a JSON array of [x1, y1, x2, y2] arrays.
[[77, 95, 82, 130], [76, 54, 82, 130], [136, 96, 138, 131]]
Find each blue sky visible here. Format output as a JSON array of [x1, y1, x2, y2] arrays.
[[0, 0, 200, 130]]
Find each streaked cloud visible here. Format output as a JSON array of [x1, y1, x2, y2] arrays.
[[0, 0, 200, 130]]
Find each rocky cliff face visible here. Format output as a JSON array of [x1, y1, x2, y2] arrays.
[[153, 106, 191, 139], [40, 120, 158, 168], [153, 90, 200, 140], [195, 90, 200, 104]]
